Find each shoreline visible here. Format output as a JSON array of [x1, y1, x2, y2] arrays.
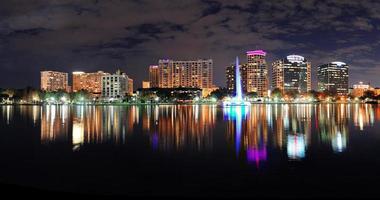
[[0, 102, 375, 106]]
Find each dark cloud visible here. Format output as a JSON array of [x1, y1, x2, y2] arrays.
[[0, 0, 380, 89]]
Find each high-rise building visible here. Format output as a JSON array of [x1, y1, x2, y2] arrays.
[[158, 60, 173, 88], [317, 62, 349, 96], [226, 65, 236, 92], [226, 63, 247, 93], [128, 77, 134, 95], [72, 71, 109, 97], [158, 59, 213, 89], [244, 50, 269, 97], [272, 55, 311, 94], [149, 65, 159, 88], [101, 70, 132, 100], [40, 71, 69, 92], [226, 50, 269, 97]]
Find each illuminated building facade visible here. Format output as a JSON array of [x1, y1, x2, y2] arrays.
[[158, 59, 213, 90], [128, 77, 134, 95], [72, 71, 109, 97], [226, 64, 236, 92], [350, 81, 373, 97], [243, 50, 269, 97], [142, 81, 150, 88], [136, 87, 202, 102], [272, 55, 311, 94], [40, 71, 69, 92], [101, 70, 132, 100], [149, 65, 159, 88], [226, 50, 269, 97], [317, 62, 349, 96]]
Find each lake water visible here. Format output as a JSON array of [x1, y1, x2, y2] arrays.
[[0, 104, 380, 197]]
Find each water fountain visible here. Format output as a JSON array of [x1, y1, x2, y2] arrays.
[[222, 56, 250, 156], [223, 56, 251, 106]]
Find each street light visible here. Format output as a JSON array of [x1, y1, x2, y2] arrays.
[[61, 96, 67, 104]]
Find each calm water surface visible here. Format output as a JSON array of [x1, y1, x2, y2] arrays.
[[0, 104, 380, 197]]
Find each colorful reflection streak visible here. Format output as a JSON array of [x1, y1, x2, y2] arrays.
[[223, 103, 371, 162], [224, 105, 270, 166], [146, 105, 216, 151], [40, 105, 70, 144], [353, 103, 376, 131], [224, 106, 250, 155], [40, 105, 216, 151], [0, 103, 376, 162], [316, 103, 349, 153]]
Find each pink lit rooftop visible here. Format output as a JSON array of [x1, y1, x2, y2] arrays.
[[246, 50, 266, 56]]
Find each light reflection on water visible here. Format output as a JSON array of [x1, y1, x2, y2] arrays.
[[1, 103, 379, 164]]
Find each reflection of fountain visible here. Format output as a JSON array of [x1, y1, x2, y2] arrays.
[[224, 106, 249, 156], [223, 57, 250, 106]]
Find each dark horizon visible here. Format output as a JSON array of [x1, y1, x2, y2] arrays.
[[1, 0, 380, 89]]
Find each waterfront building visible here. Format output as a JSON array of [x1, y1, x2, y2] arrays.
[[226, 64, 236, 92], [101, 70, 132, 100], [149, 65, 159, 88], [201, 87, 219, 97], [40, 71, 69, 92], [244, 50, 269, 97], [128, 77, 134, 95], [272, 55, 311, 94], [142, 81, 150, 89], [136, 87, 202, 102], [317, 62, 349, 96], [158, 59, 213, 90], [226, 53, 269, 97], [351, 81, 376, 97], [72, 71, 109, 97], [375, 88, 380, 96]]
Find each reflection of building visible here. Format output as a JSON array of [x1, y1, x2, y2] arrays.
[[150, 105, 216, 151], [41, 71, 69, 92], [317, 62, 349, 96], [158, 59, 213, 89], [224, 105, 268, 166], [287, 135, 306, 159], [149, 65, 160, 88], [72, 71, 109, 97], [101, 70, 132, 100], [40, 105, 217, 150], [40, 105, 70, 144], [353, 103, 375, 130], [331, 131, 346, 153], [35, 103, 380, 160], [72, 116, 84, 150], [272, 55, 311, 94], [316, 104, 348, 153]]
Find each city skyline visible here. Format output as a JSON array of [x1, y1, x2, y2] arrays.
[[2, 1, 380, 198], [37, 54, 360, 93], [1, 0, 380, 89]]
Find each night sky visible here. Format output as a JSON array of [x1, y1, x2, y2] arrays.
[[1, 0, 380, 89]]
